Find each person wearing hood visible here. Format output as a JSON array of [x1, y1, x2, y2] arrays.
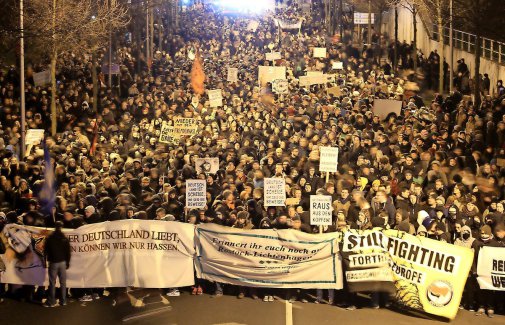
[[472, 225, 500, 317], [454, 224, 477, 310]]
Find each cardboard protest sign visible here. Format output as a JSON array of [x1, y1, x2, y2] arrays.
[[258, 66, 286, 85], [195, 158, 219, 174], [313, 47, 327, 58], [327, 86, 341, 97], [195, 223, 343, 289], [319, 147, 339, 172], [186, 179, 207, 208], [0, 221, 195, 288], [33, 70, 51, 87], [25, 129, 45, 145], [173, 118, 199, 137], [373, 99, 403, 120], [342, 229, 474, 320], [265, 52, 282, 61], [332, 62, 344, 70], [477, 246, 505, 290], [272, 79, 289, 94], [159, 124, 176, 144], [263, 178, 286, 207], [227, 68, 238, 83], [208, 89, 223, 107], [496, 158, 505, 168], [310, 195, 333, 226], [285, 198, 300, 206]]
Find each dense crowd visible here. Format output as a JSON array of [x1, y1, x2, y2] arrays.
[[0, 0, 505, 316]]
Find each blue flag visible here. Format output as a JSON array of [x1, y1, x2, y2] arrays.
[[39, 143, 55, 215]]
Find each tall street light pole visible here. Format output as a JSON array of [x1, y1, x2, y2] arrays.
[[20, 0, 26, 159], [449, 0, 454, 92]]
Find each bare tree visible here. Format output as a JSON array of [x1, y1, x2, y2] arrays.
[[24, 0, 129, 135], [413, 0, 449, 94], [453, 0, 504, 105]]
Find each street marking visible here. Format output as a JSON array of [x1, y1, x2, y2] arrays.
[[286, 300, 293, 325]]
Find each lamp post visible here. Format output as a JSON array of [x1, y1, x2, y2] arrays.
[[449, 0, 454, 92], [20, 0, 26, 159]]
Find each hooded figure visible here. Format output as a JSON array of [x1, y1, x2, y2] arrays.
[[454, 225, 475, 249]]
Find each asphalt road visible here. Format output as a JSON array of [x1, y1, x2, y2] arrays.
[[0, 290, 503, 325]]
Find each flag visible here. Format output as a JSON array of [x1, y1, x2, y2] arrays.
[[89, 120, 98, 156], [191, 51, 205, 95], [39, 143, 55, 215]]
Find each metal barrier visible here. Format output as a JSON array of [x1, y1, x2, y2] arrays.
[[432, 24, 505, 65]]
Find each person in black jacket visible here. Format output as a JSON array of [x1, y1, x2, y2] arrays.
[[44, 221, 71, 307]]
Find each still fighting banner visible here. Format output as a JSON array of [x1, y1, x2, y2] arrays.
[[342, 229, 473, 320], [195, 223, 343, 289], [0, 220, 195, 288], [477, 246, 505, 290]]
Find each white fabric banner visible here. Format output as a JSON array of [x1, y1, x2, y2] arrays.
[[0, 221, 195, 288], [258, 66, 286, 85], [195, 224, 343, 289], [477, 246, 505, 290]]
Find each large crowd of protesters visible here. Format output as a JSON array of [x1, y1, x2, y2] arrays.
[[0, 0, 504, 317]]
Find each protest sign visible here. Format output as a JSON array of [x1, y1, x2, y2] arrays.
[[195, 158, 219, 174], [327, 86, 341, 97], [299, 76, 311, 87], [195, 223, 343, 289], [310, 195, 333, 226], [258, 66, 286, 85], [477, 246, 505, 290], [208, 89, 223, 107], [496, 158, 505, 168], [265, 52, 282, 61], [186, 179, 207, 208], [354, 12, 375, 25], [373, 99, 403, 120], [227, 68, 238, 83], [174, 118, 199, 136], [319, 147, 339, 172], [25, 129, 45, 145], [313, 47, 327, 58], [285, 198, 300, 206], [272, 79, 289, 94], [33, 70, 51, 87], [0, 221, 195, 288], [332, 62, 344, 70], [263, 178, 286, 207], [159, 124, 176, 144], [342, 229, 473, 320]]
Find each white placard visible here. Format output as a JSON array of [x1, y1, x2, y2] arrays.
[[477, 246, 505, 291], [25, 129, 45, 145], [266, 52, 282, 61], [227, 68, 238, 83], [263, 178, 286, 207], [195, 158, 219, 174], [354, 12, 375, 25], [319, 147, 339, 172], [186, 179, 207, 208], [159, 124, 175, 144], [310, 195, 333, 226], [373, 99, 403, 120], [33, 70, 51, 87], [332, 62, 344, 70], [258, 66, 286, 85], [272, 79, 289, 94], [313, 47, 327, 58], [208, 89, 223, 107]]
